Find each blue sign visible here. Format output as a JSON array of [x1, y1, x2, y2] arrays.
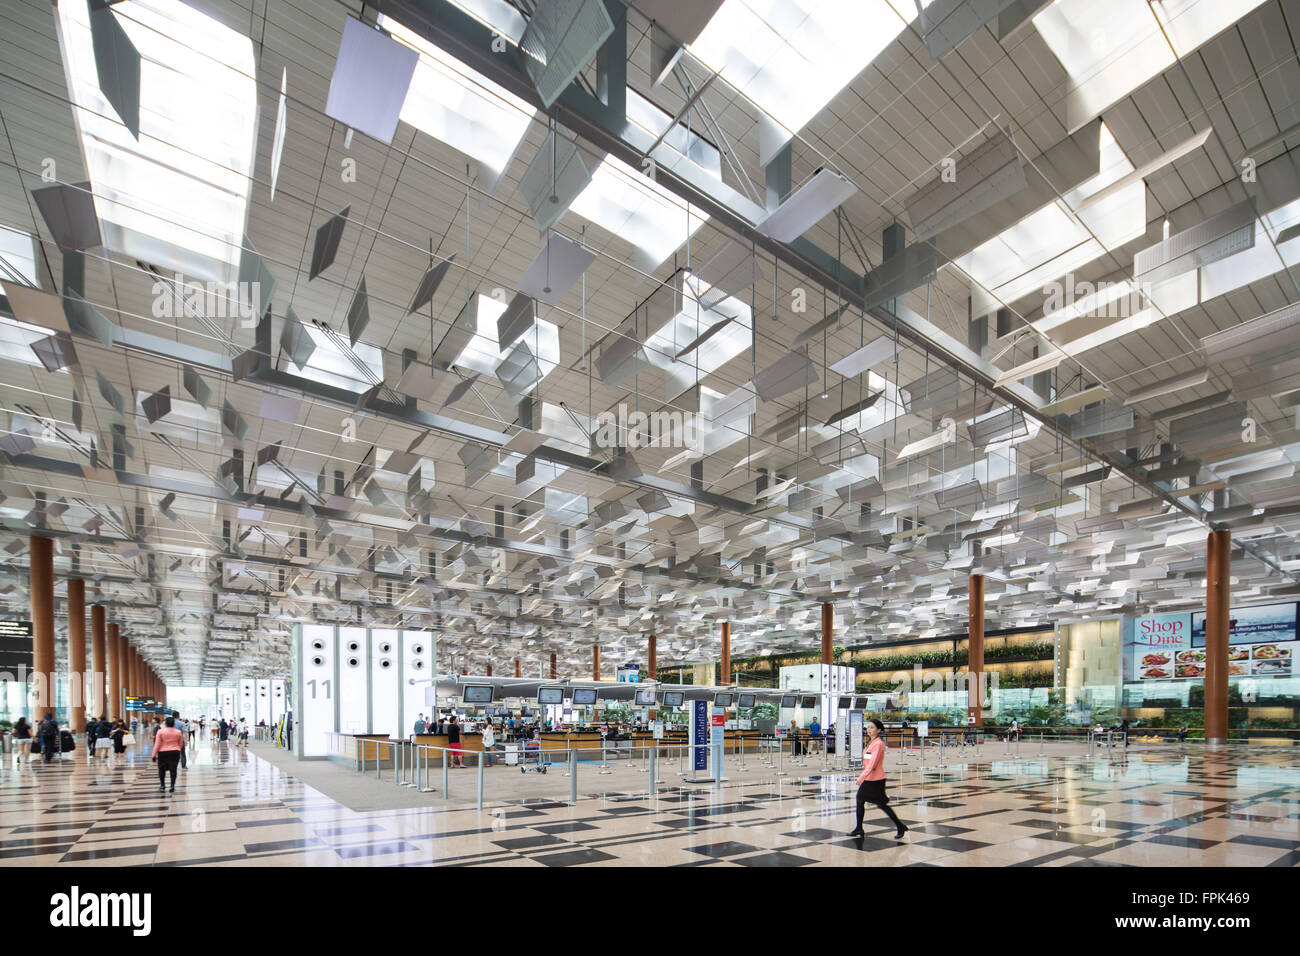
[[692, 699, 708, 771]]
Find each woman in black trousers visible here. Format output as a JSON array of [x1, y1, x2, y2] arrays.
[[848, 718, 907, 839]]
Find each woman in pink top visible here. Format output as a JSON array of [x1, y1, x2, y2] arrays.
[[848, 718, 907, 839], [151, 716, 185, 794]]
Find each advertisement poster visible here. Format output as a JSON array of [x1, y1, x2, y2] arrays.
[[1192, 601, 1298, 647], [692, 698, 707, 771], [1131, 612, 1192, 680]]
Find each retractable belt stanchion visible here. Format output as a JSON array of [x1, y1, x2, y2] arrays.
[[477, 754, 484, 811], [650, 746, 657, 795], [562, 738, 572, 777], [443, 750, 450, 800], [1039, 732, 1045, 757], [569, 749, 578, 804], [777, 737, 787, 776]]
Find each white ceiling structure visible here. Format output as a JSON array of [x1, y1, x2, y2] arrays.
[[0, 0, 1298, 686]]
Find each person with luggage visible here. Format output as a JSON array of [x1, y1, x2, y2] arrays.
[[11, 717, 31, 769], [171, 712, 188, 769], [847, 718, 908, 840], [37, 712, 58, 765], [151, 716, 184, 794]]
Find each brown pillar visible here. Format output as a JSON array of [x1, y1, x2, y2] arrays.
[[514, 659, 521, 678], [820, 603, 833, 664], [486, 664, 493, 677], [1205, 530, 1230, 744], [549, 653, 557, 679], [592, 645, 601, 681], [720, 622, 731, 685], [106, 622, 120, 717], [968, 574, 985, 727], [30, 535, 55, 718], [648, 634, 657, 680], [68, 578, 86, 731], [91, 603, 106, 719]]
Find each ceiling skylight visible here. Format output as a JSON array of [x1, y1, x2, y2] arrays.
[[690, 0, 929, 139], [569, 155, 709, 269], [956, 124, 1144, 316], [1034, 0, 1268, 133], [379, 15, 535, 186], [300, 326, 385, 393], [447, 292, 560, 386], [55, 0, 257, 282], [0, 225, 38, 285]]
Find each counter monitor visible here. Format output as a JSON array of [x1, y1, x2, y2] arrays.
[[801, 695, 817, 709], [537, 687, 563, 705], [462, 685, 493, 703], [838, 696, 852, 710], [714, 693, 733, 708], [780, 695, 796, 708], [572, 688, 598, 705], [634, 688, 656, 706], [662, 691, 684, 707], [737, 693, 756, 708]]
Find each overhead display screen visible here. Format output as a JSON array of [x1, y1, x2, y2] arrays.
[[662, 691, 684, 707], [537, 687, 563, 704], [714, 693, 733, 707], [462, 685, 493, 703], [634, 688, 656, 705], [571, 688, 598, 705], [737, 693, 755, 708], [780, 695, 796, 708]]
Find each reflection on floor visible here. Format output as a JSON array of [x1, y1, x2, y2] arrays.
[[1, 738, 1298, 866]]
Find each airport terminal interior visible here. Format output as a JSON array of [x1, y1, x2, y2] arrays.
[[0, 0, 1299, 871]]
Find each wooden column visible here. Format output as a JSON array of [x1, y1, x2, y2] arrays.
[[486, 664, 493, 677], [648, 634, 657, 680], [106, 622, 120, 717], [719, 622, 731, 684], [30, 535, 55, 717], [820, 602, 833, 664], [549, 653, 557, 679], [515, 659, 521, 678], [1205, 529, 1231, 744], [90, 603, 106, 719], [968, 573, 985, 727], [592, 645, 601, 681], [68, 578, 86, 731]]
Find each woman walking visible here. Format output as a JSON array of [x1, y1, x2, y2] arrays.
[[11, 717, 32, 769], [848, 718, 908, 840], [110, 720, 127, 766], [151, 716, 184, 794]]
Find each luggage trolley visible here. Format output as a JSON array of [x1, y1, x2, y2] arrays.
[[519, 737, 549, 774]]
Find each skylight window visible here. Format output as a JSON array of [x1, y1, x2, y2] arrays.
[[0, 225, 38, 285], [447, 292, 560, 386], [690, 0, 928, 139], [134, 390, 217, 444], [0, 314, 68, 372], [55, 0, 257, 282], [956, 124, 1144, 316], [1034, 0, 1267, 133], [379, 15, 535, 187], [569, 156, 709, 269], [300, 326, 386, 393]]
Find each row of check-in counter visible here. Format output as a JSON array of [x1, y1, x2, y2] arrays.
[[333, 727, 933, 766]]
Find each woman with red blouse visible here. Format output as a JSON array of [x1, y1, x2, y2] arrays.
[[848, 717, 908, 839], [151, 716, 185, 794]]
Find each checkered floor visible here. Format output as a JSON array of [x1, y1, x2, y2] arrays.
[[2, 739, 1297, 866]]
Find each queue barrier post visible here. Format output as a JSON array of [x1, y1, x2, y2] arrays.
[[569, 749, 578, 804], [649, 746, 657, 796], [443, 749, 450, 800], [477, 752, 484, 811]]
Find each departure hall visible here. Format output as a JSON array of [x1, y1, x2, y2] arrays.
[[0, 0, 1297, 903]]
